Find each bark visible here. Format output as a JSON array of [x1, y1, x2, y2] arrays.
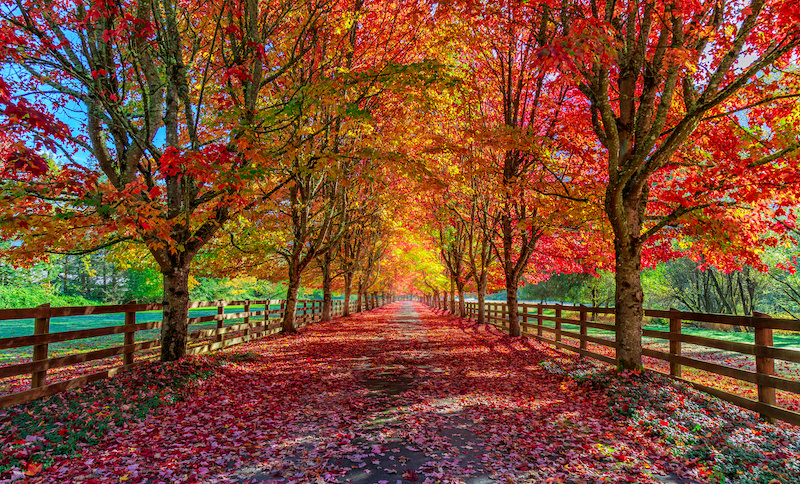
[[456, 281, 466, 318], [356, 290, 362, 312], [160, 264, 191, 361], [505, 275, 520, 337], [343, 272, 353, 316], [321, 262, 333, 321], [613, 235, 644, 369], [476, 272, 488, 325], [281, 265, 301, 333], [449, 278, 456, 313]]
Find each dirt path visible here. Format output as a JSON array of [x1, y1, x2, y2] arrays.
[[30, 302, 691, 484]]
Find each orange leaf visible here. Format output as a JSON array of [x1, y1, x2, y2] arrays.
[[24, 463, 42, 476]]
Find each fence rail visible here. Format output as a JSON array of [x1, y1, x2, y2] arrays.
[[423, 296, 800, 426], [0, 295, 391, 408]]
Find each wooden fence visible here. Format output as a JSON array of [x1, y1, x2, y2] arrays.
[[423, 296, 800, 426], [0, 295, 391, 409]]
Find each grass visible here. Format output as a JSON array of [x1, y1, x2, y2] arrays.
[[0, 306, 270, 367], [0, 303, 327, 396], [520, 308, 800, 349], [0, 303, 318, 361]]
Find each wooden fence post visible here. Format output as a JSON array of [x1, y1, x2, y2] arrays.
[[123, 308, 136, 367], [243, 300, 251, 339], [669, 308, 682, 378], [579, 305, 588, 355], [555, 305, 562, 343], [280, 300, 286, 324], [501, 303, 507, 330], [216, 301, 224, 343], [537, 306, 543, 338], [522, 304, 528, 333], [754, 311, 777, 423], [31, 303, 51, 388]]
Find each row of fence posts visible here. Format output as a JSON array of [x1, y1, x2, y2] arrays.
[[420, 296, 779, 423], [26, 295, 395, 393]]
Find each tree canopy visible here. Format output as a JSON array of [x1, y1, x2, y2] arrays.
[[2, 0, 799, 367]]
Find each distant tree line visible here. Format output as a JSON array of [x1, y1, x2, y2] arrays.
[[516, 253, 800, 321], [0, 250, 295, 308]]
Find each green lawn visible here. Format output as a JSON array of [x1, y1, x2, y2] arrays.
[[0, 304, 297, 363], [515, 308, 800, 350]]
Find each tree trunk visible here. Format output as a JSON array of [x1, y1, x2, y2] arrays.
[[449, 277, 455, 313], [614, 237, 644, 369], [322, 262, 333, 322], [160, 264, 191, 361], [281, 266, 301, 333], [477, 273, 488, 325], [356, 290, 362, 312], [457, 281, 466, 317], [506, 275, 520, 337], [506, 275, 522, 337], [343, 272, 353, 316], [63, 256, 68, 294]]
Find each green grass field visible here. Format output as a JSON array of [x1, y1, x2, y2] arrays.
[[0, 304, 303, 364], [517, 309, 800, 350]]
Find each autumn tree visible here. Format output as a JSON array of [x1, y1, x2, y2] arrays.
[[436, 215, 469, 316], [461, 181, 498, 325], [0, 0, 332, 360], [437, 0, 597, 337], [561, 0, 800, 368]]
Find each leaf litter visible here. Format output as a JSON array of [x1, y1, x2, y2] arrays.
[[3, 302, 793, 483]]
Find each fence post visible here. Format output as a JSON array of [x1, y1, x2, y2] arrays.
[[555, 305, 562, 343], [754, 311, 776, 423], [280, 300, 286, 324], [669, 308, 682, 378], [501, 303, 507, 330], [243, 300, 251, 339], [31, 303, 51, 389], [123, 307, 136, 367], [579, 305, 588, 355], [521, 304, 528, 334], [216, 301, 224, 343], [537, 306, 543, 338]]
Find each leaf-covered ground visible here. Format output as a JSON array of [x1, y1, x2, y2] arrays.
[[2, 302, 796, 483]]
